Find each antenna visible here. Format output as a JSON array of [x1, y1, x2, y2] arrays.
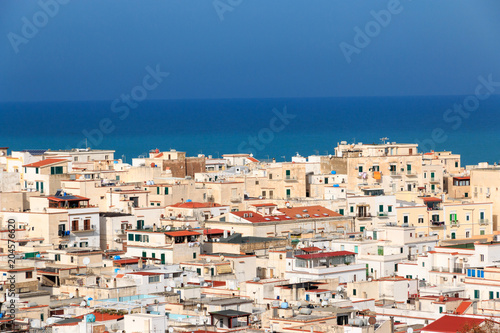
[[380, 137, 389, 144]]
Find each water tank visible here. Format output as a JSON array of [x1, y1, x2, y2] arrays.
[[333, 184, 340, 187], [186, 199, 192, 203], [86, 314, 96, 323], [299, 308, 312, 315], [114, 256, 121, 260], [280, 302, 289, 309], [331, 171, 336, 175]]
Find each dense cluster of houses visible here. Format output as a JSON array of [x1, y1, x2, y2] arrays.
[[0, 142, 499, 332]]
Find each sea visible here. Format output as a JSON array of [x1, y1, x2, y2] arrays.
[[1, 95, 499, 166]]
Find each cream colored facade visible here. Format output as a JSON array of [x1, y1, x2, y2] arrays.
[[396, 200, 493, 240], [471, 168, 500, 230]]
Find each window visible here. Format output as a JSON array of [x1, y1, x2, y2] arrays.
[[84, 219, 91, 230], [164, 187, 169, 195], [354, 245, 358, 254], [286, 189, 291, 198], [339, 209, 344, 216], [341, 245, 345, 251], [431, 184, 435, 191], [26, 271, 33, 279], [480, 230, 485, 235], [55, 254, 61, 261], [135, 234, 141, 241], [79, 242, 88, 247], [151, 202, 155, 206], [388, 206, 392, 213], [403, 215, 409, 223], [480, 254, 485, 262], [422, 262, 425, 267], [72, 220, 79, 231], [324, 177, 329, 184], [279, 254, 283, 260], [455, 161, 459, 168], [379, 205, 384, 212], [148, 275, 160, 283], [157, 187, 160, 194], [51, 166, 63, 174], [157, 203, 160, 206], [474, 290, 480, 299], [269, 173, 272, 180], [128, 233, 134, 241], [35, 168, 39, 174], [424, 173, 427, 178], [466, 231, 470, 238], [353, 289, 357, 296], [358, 166, 363, 173], [193, 252, 197, 259], [418, 216, 424, 224], [350, 206, 354, 213], [451, 232, 456, 239]]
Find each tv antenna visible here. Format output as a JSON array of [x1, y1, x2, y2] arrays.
[[380, 137, 389, 144]]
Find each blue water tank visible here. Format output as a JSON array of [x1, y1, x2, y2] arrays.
[[331, 170, 336, 175], [333, 184, 340, 188], [280, 302, 289, 309], [114, 256, 121, 260], [186, 199, 192, 202], [114, 160, 118, 164], [65, 231, 70, 236], [36, 254, 41, 258], [86, 314, 96, 322], [114, 268, 120, 274]]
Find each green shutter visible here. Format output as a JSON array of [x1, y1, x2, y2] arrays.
[[379, 205, 383, 212], [51, 167, 55, 174], [161, 253, 166, 264], [165, 187, 168, 195], [142, 251, 147, 258], [339, 209, 344, 216], [324, 178, 328, 184], [157, 187, 160, 194], [286, 170, 290, 176], [388, 206, 392, 213], [128, 233, 134, 241]]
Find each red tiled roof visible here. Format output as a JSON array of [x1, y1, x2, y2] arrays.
[[247, 156, 259, 163], [295, 251, 356, 260], [453, 176, 470, 181], [206, 280, 226, 287], [455, 301, 472, 315], [170, 202, 222, 208], [278, 205, 342, 218], [165, 230, 200, 237], [77, 311, 124, 322], [203, 228, 225, 235], [23, 158, 67, 167], [301, 247, 322, 253], [232, 211, 291, 223], [422, 197, 442, 203], [113, 258, 139, 265], [421, 315, 485, 332]]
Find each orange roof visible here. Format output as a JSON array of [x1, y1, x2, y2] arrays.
[[421, 315, 485, 332], [301, 246, 322, 253], [170, 202, 222, 208], [23, 158, 67, 167], [455, 301, 472, 315], [247, 156, 259, 163], [251, 203, 278, 207], [278, 205, 342, 218]]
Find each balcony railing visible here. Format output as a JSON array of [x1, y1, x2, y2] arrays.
[[450, 220, 460, 227], [390, 171, 400, 176], [357, 213, 372, 219], [115, 229, 127, 235], [430, 177, 439, 183], [377, 211, 389, 217], [479, 218, 489, 225], [285, 175, 297, 181], [72, 225, 96, 233], [431, 221, 445, 227], [406, 170, 417, 176]]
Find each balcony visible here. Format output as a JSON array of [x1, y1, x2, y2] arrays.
[[356, 213, 372, 219], [430, 177, 439, 183], [406, 170, 417, 177], [58, 230, 70, 237], [479, 218, 489, 225], [390, 171, 401, 177], [115, 229, 127, 235], [431, 221, 445, 227], [450, 220, 460, 228], [285, 175, 298, 182], [72, 225, 96, 233], [377, 211, 389, 218], [230, 197, 242, 203]]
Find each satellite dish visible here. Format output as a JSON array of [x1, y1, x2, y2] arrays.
[[407, 328, 413, 333], [197, 303, 201, 308], [80, 301, 87, 307], [69, 293, 74, 298], [83, 257, 90, 265], [336, 286, 344, 292], [368, 317, 376, 325], [169, 327, 174, 333], [206, 258, 211, 263], [166, 286, 172, 292], [166, 226, 171, 231]]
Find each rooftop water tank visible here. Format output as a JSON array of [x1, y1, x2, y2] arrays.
[[280, 302, 289, 309], [333, 184, 340, 187], [331, 170, 336, 175]]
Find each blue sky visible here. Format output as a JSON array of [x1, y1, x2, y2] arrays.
[[1, 0, 500, 102]]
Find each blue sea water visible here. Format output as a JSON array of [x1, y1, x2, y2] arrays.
[[0, 96, 499, 166]]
